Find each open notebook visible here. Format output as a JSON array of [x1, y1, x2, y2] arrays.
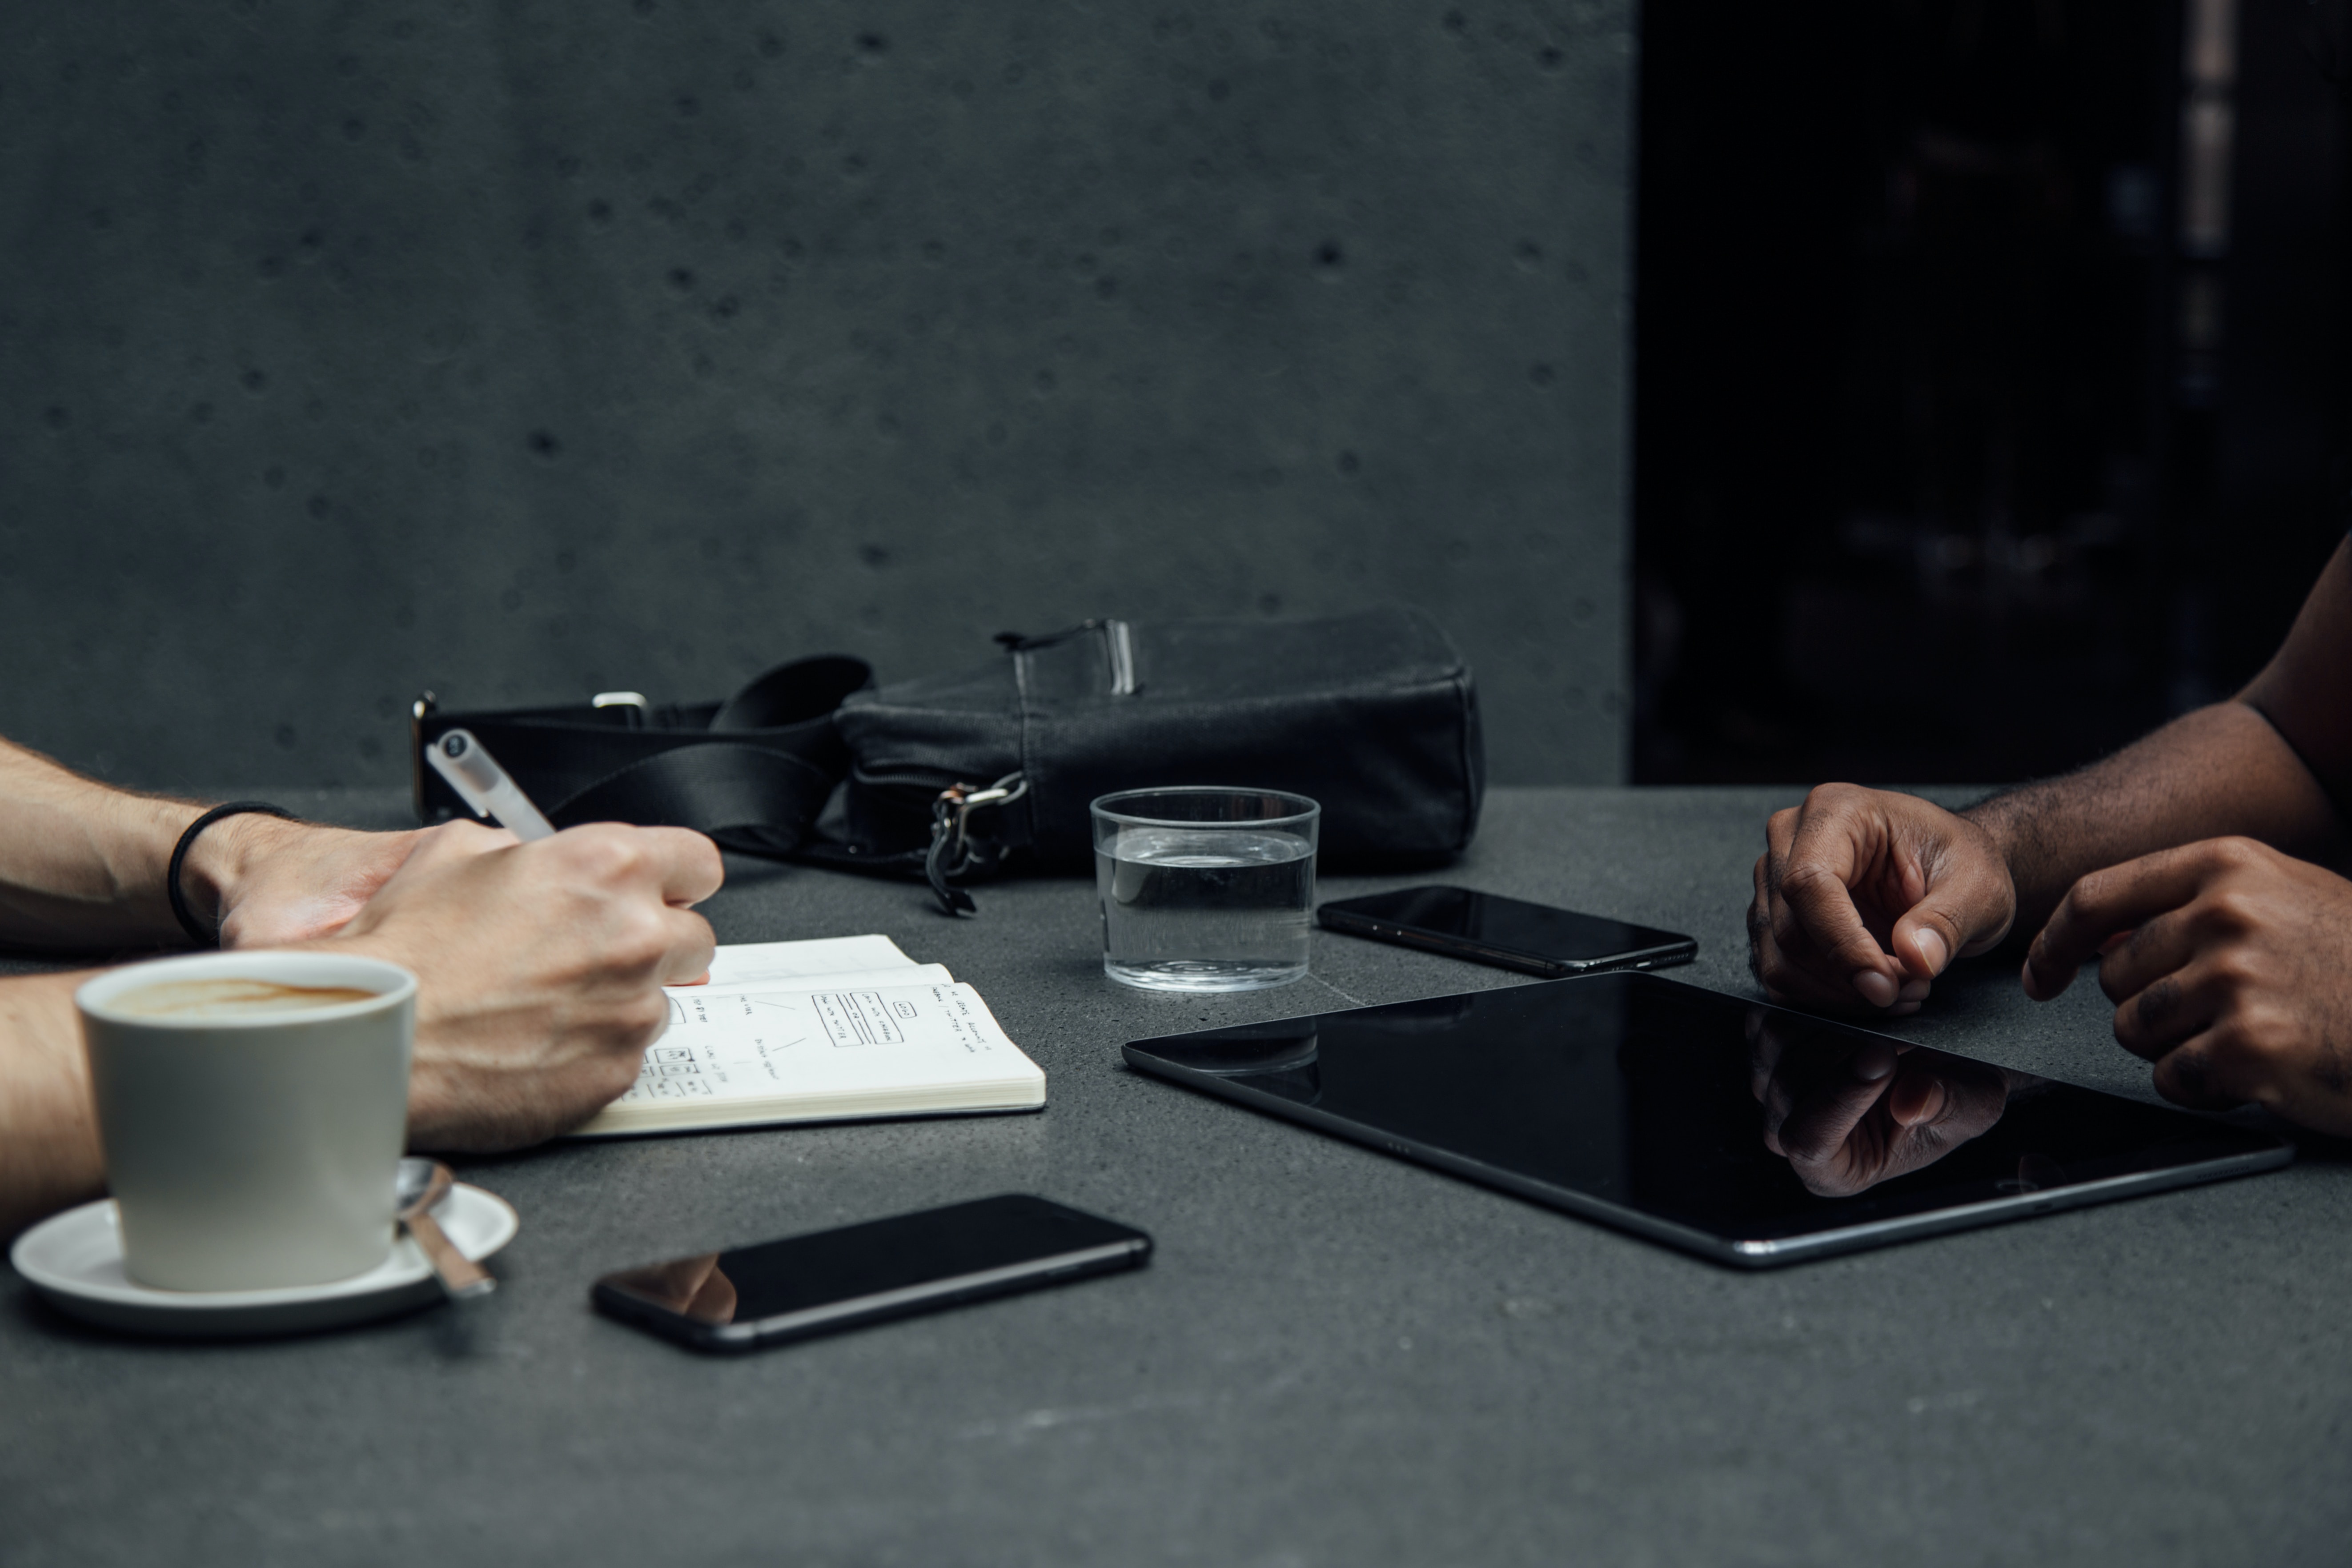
[[570, 934, 1046, 1137]]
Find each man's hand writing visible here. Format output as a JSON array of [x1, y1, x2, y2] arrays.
[[2023, 836, 2352, 1133], [1750, 784, 2017, 1015], [329, 820, 723, 1151]]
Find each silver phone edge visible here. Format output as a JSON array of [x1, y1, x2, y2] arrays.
[[713, 1237, 1148, 1345]]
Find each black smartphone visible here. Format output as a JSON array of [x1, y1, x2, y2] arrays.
[[1318, 884, 1698, 978], [591, 1194, 1152, 1352]]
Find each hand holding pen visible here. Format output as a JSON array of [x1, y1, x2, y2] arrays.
[[424, 728, 712, 987], [425, 730, 558, 841]]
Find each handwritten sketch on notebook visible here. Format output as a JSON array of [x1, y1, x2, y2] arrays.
[[571, 936, 1045, 1137]]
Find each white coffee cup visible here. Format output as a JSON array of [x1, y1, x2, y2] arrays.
[[76, 950, 417, 1292]]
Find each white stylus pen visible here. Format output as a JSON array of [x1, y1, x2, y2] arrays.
[[425, 729, 558, 841]]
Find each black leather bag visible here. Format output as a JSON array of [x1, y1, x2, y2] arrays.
[[412, 607, 1484, 913]]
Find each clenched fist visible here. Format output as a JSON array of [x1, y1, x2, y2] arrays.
[[1750, 784, 2017, 1016]]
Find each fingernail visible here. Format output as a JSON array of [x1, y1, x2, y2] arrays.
[[1915, 928, 1949, 974], [1853, 969, 1898, 1008], [1854, 1044, 1897, 1080], [1898, 976, 1931, 1003]]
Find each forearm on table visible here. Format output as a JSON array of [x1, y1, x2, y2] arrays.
[[0, 738, 267, 951], [0, 970, 105, 1240], [1963, 700, 2346, 934]]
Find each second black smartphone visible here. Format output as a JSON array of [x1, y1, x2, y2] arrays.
[[592, 1194, 1152, 1352], [1318, 885, 1697, 978]]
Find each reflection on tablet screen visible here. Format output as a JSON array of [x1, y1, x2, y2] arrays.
[[1124, 973, 2292, 1265]]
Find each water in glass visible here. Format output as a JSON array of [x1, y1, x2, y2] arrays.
[[1096, 824, 1314, 991]]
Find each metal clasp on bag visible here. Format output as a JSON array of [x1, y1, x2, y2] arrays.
[[926, 771, 1027, 916]]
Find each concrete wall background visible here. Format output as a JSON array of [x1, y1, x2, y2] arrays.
[[0, 0, 1632, 793]]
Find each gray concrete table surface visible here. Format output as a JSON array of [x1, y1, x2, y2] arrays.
[[4, 786, 2347, 1568]]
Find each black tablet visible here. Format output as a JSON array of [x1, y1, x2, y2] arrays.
[[1122, 971, 2293, 1267]]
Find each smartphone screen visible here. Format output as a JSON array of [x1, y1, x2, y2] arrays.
[[1319, 885, 1696, 977], [592, 1194, 1151, 1351]]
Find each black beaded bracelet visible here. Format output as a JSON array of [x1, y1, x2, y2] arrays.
[[167, 801, 298, 947]]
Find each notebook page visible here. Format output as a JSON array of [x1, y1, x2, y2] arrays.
[[701, 935, 917, 988], [616, 983, 1031, 1108], [675, 964, 954, 997]]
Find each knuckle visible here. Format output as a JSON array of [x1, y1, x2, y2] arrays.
[[429, 818, 499, 855], [603, 837, 654, 884], [567, 828, 649, 885], [2208, 950, 2261, 993], [614, 907, 672, 966], [2210, 836, 2263, 869], [2198, 1022, 2254, 1067], [1779, 860, 1838, 901], [621, 991, 671, 1040], [2203, 889, 2260, 935], [2161, 1045, 2220, 1101], [2063, 870, 2104, 915], [2223, 1008, 2288, 1061]]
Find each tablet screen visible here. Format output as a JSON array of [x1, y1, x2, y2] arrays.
[[1123, 972, 2292, 1264]]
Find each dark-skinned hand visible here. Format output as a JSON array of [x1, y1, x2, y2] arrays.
[[1749, 784, 2017, 1018], [2023, 835, 2352, 1134]]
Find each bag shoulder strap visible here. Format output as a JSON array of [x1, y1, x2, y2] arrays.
[[412, 655, 871, 858]]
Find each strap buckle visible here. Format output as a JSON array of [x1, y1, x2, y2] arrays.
[[925, 771, 1027, 916], [593, 691, 650, 729]]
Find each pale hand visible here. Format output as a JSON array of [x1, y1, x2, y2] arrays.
[[202, 816, 433, 948], [328, 820, 723, 1151]]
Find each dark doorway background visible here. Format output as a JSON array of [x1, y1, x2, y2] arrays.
[[1634, 0, 2352, 786]]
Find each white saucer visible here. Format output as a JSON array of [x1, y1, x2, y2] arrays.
[[8, 1184, 519, 1339]]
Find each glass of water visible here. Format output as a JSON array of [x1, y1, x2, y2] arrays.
[[1091, 787, 1320, 991]]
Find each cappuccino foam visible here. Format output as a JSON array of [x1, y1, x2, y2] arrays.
[[110, 977, 383, 1020]]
